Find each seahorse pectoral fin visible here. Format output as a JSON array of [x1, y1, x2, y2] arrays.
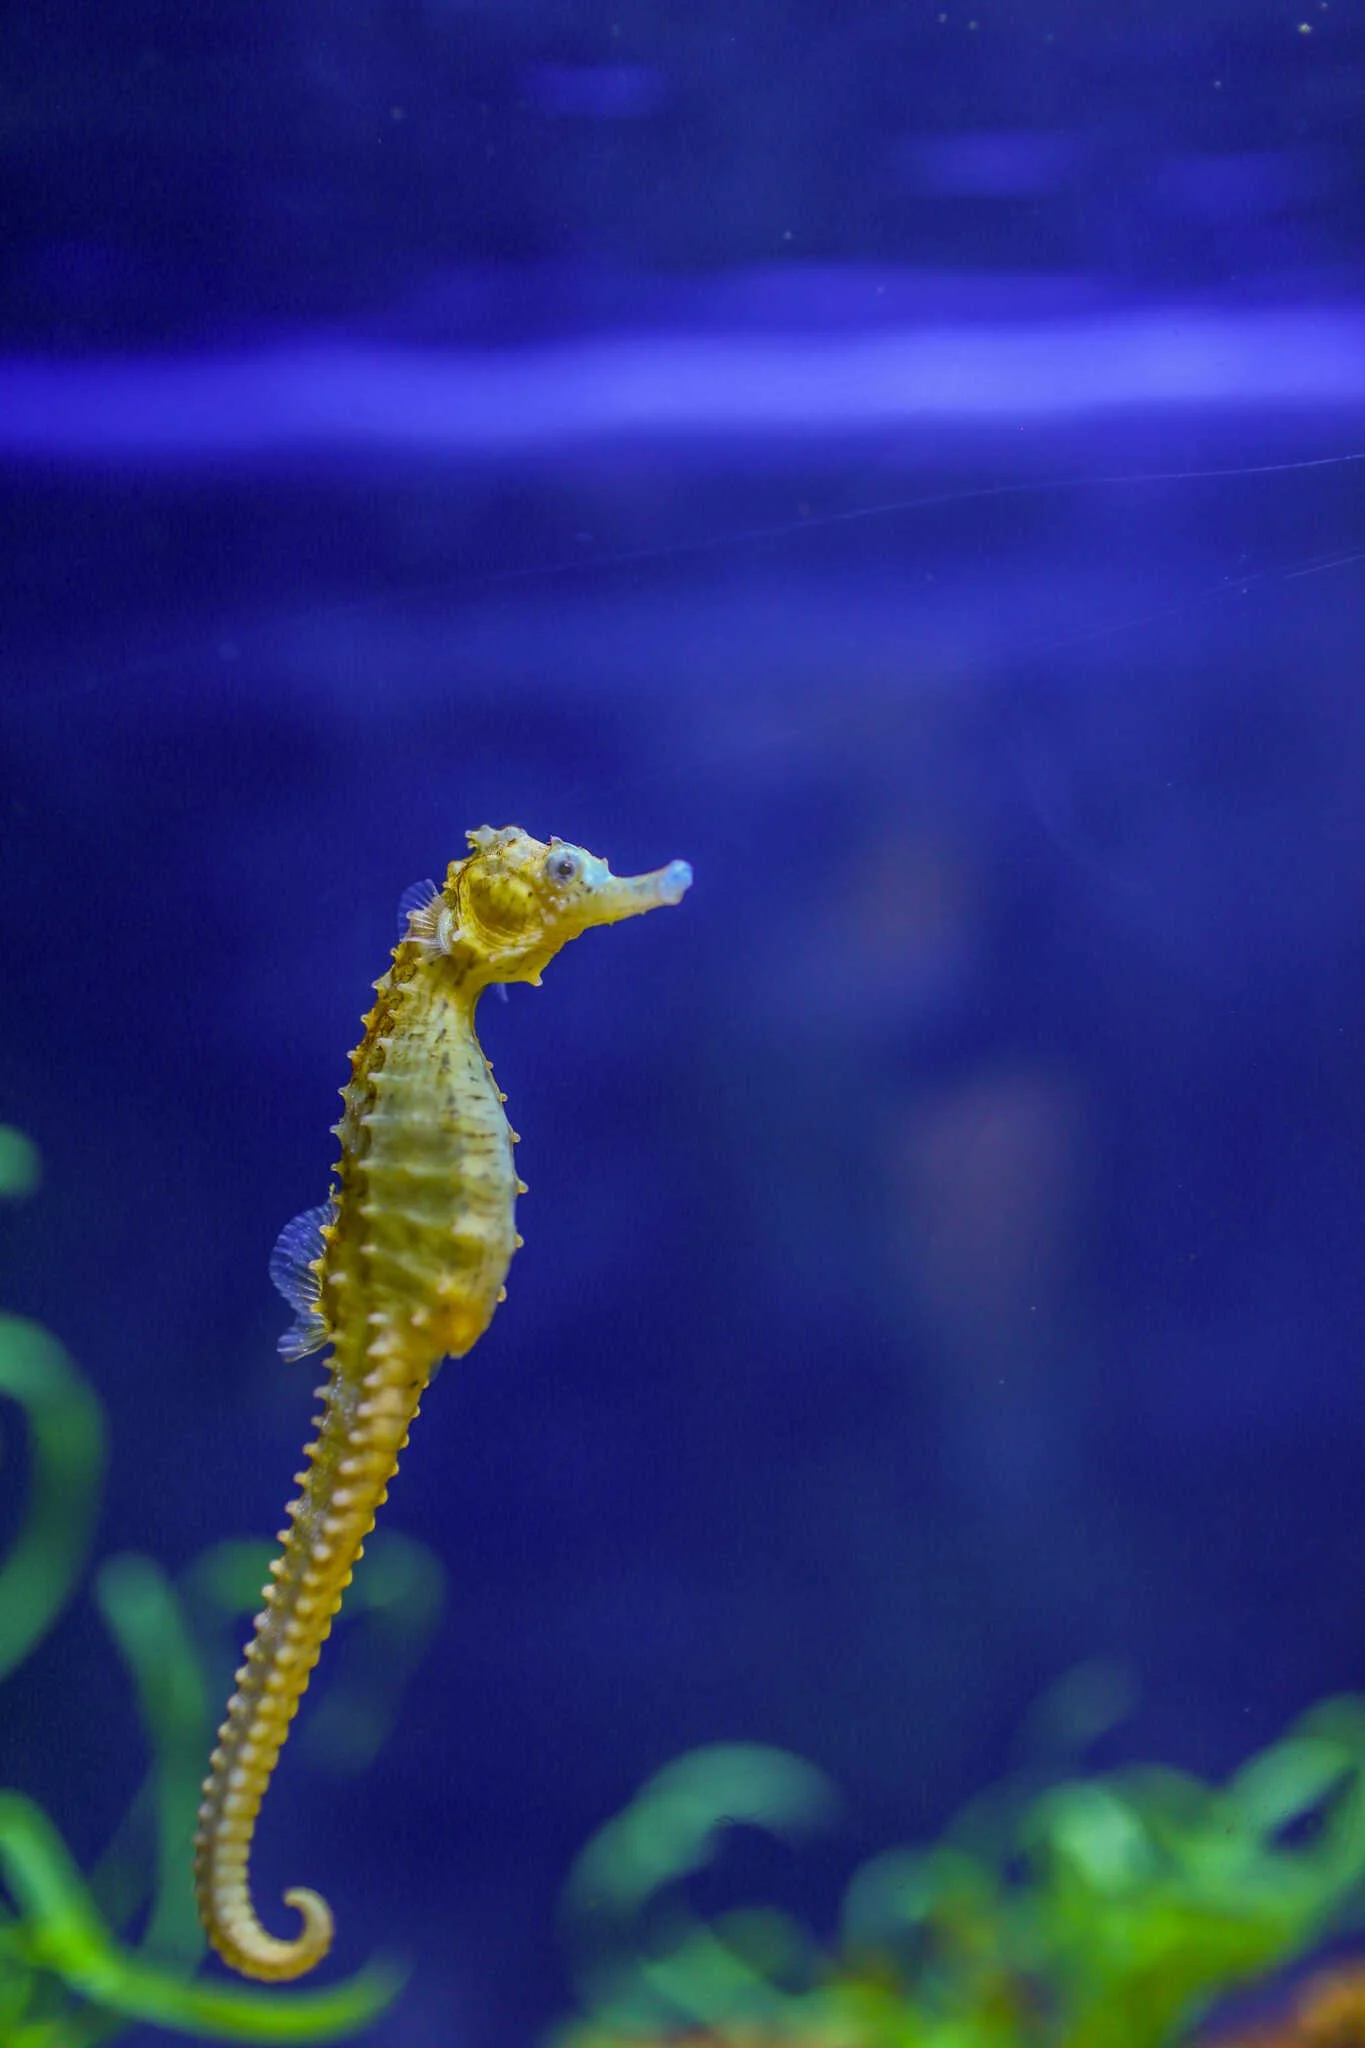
[[396, 878, 440, 938], [269, 1200, 336, 1361], [397, 879, 460, 959]]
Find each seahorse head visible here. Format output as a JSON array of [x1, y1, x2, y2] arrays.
[[446, 826, 691, 986]]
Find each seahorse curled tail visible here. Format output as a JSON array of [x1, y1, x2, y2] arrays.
[[193, 1338, 423, 1981]]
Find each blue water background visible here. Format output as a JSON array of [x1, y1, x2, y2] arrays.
[[2, 2, 1364, 2042]]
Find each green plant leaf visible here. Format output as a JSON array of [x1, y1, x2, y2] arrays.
[[92, 1554, 213, 1966], [0, 1129, 41, 1200], [0, 1317, 106, 1682], [0, 1794, 402, 2042]]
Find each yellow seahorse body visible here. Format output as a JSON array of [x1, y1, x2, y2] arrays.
[[194, 826, 691, 1981]]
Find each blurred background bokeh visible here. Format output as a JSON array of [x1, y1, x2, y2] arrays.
[[2, 0, 1364, 2042]]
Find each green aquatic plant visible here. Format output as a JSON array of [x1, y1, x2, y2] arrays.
[[0, 1129, 414, 2044], [0, 1129, 41, 1203], [551, 1702, 1365, 2048]]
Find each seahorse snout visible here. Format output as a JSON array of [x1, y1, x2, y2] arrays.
[[656, 859, 694, 905], [589, 857, 693, 924]]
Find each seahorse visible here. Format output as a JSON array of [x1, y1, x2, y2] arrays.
[[194, 826, 692, 1982]]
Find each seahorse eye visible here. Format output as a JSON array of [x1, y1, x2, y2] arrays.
[[546, 849, 579, 886]]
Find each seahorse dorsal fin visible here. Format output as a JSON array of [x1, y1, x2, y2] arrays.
[[269, 1199, 336, 1361], [396, 878, 441, 941]]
